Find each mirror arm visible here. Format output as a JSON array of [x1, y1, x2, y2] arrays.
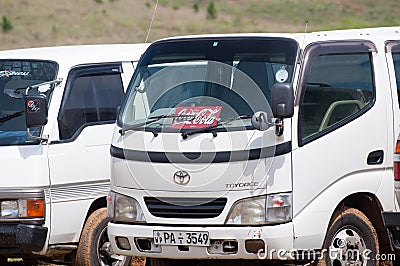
[[27, 127, 48, 142], [274, 118, 284, 136], [252, 111, 285, 135], [262, 118, 284, 136]]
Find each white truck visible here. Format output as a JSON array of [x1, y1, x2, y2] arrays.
[[0, 43, 147, 265], [108, 28, 400, 265]]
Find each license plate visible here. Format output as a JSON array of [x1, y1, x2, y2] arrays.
[[153, 230, 210, 246]]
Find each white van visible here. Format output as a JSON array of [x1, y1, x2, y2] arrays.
[[108, 28, 400, 265], [0, 44, 148, 265]]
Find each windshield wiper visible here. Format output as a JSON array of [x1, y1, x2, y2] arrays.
[[0, 111, 24, 126], [119, 114, 195, 135], [181, 114, 252, 139]]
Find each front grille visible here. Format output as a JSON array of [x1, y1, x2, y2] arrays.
[[144, 197, 227, 219]]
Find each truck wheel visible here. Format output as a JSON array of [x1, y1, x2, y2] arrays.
[[75, 208, 132, 266], [321, 208, 379, 266]]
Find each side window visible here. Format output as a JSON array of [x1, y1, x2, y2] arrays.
[[58, 64, 124, 140], [392, 53, 400, 106], [299, 43, 375, 144]]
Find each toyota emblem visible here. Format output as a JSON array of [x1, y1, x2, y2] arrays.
[[173, 170, 190, 185]]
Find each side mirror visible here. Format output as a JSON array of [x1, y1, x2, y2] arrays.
[[251, 111, 271, 131], [271, 83, 294, 119], [25, 95, 48, 127]]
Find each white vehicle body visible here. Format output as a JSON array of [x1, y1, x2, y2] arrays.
[[108, 28, 400, 265], [0, 44, 148, 264]]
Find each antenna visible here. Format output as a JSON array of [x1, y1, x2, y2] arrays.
[[304, 20, 309, 34], [145, 0, 159, 45], [302, 20, 309, 49]]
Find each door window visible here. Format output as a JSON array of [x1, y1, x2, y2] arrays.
[[389, 43, 400, 106], [299, 42, 375, 145], [58, 64, 124, 140]]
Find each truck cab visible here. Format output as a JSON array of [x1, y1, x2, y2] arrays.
[[0, 44, 147, 265], [108, 28, 400, 265]]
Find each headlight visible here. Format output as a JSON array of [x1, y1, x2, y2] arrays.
[[1, 201, 18, 218], [226, 196, 266, 225], [107, 191, 146, 223], [0, 199, 44, 219], [225, 193, 292, 225]]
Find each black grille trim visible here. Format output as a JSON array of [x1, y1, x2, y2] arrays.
[[144, 197, 227, 219]]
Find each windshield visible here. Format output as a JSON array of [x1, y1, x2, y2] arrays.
[[119, 37, 298, 132], [0, 60, 58, 145]]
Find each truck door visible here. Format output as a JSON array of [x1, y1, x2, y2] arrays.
[[291, 41, 389, 249], [47, 63, 127, 244], [385, 41, 400, 208]]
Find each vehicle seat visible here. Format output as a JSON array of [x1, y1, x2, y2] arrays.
[[210, 59, 269, 117], [232, 59, 271, 103], [319, 99, 364, 131]]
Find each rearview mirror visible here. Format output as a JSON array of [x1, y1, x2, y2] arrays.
[[271, 83, 294, 119], [25, 95, 48, 127]]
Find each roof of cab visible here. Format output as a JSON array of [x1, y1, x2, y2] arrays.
[[305, 26, 400, 45], [0, 43, 149, 65], [151, 26, 400, 49], [154, 32, 305, 43]]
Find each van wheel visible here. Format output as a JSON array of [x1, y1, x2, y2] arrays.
[[74, 208, 132, 266], [321, 208, 379, 266]]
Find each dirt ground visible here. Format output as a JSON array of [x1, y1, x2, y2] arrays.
[[131, 257, 146, 266]]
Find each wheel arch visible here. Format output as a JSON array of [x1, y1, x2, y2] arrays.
[[84, 196, 107, 224], [329, 192, 391, 253]]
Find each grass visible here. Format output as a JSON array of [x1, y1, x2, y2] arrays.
[[0, 0, 400, 50]]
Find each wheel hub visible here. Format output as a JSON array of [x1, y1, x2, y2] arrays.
[[97, 226, 128, 266], [329, 228, 367, 266]]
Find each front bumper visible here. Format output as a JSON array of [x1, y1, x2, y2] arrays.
[[0, 224, 48, 253], [108, 222, 294, 260]]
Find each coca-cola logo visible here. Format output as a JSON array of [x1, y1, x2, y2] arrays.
[[27, 100, 41, 113], [171, 106, 222, 129]]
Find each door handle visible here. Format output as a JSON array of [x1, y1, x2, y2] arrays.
[[367, 150, 384, 165]]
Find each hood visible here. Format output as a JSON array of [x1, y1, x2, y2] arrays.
[[0, 145, 49, 189], [111, 127, 282, 193]]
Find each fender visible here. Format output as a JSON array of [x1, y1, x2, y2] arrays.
[[292, 168, 387, 250]]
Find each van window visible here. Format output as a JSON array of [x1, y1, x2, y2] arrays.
[[392, 53, 400, 106], [58, 64, 124, 140], [299, 44, 375, 144]]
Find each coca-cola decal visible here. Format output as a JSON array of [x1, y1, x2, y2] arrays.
[[27, 100, 41, 113], [172, 106, 222, 129]]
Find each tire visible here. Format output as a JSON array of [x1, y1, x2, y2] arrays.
[[74, 208, 132, 266], [321, 208, 379, 266]]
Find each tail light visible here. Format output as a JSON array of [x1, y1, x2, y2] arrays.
[[394, 140, 400, 180]]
